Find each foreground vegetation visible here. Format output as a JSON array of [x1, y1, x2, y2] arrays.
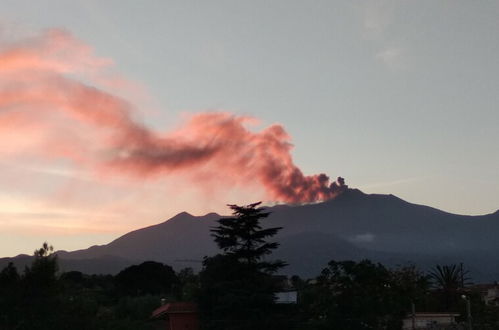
[[1, 203, 499, 329]]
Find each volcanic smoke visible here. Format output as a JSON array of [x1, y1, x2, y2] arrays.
[[0, 29, 347, 203]]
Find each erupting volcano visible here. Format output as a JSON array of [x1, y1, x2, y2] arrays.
[[0, 29, 346, 203]]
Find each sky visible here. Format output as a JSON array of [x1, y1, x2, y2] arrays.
[[0, 0, 498, 257]]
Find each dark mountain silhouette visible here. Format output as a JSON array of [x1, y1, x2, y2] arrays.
[[2, 189, 499, 281]]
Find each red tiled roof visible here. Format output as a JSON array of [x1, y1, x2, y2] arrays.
[[406, 313, 460, 318], [152, 302, 198, 319]]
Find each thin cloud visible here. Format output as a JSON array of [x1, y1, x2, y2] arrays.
[[358, 177, 423, 190], [361, 0, 396, 40], [375, 47, 407, 70], [349, 233, 376, 243], [0, 160, 95, 181], [359, 1, 409, 71]]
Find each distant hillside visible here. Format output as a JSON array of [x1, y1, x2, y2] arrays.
[[2, 189, 499, 281]]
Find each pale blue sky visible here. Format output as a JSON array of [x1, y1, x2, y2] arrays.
[[1, 1, 498, 256]]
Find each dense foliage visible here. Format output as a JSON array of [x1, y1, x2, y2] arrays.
[[1, 225, 499, 329], [298, 260, 430, 330], [0, 244, 180, 330], [115, 261, 178, 296]]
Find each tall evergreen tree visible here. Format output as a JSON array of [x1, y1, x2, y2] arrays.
[[20, 242, 61, 330], [199, 202, 286, 330], [210, 202, 286, 272]]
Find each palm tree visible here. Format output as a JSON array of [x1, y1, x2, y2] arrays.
[[429, 264, 470, 310]]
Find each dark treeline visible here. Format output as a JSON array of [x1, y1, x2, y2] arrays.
[[0, 242, 190, 330], [1, 204, 499, 329]]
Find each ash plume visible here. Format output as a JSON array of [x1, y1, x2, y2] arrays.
[[0, 29, 346, 203]]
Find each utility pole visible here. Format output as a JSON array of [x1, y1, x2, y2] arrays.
[[460, 262, 464, 288], [411, 301, 416, 330], [462, 295, 472, 330]]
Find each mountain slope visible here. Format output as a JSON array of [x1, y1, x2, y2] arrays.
[[266, 189, 499, 254], [3, 189, 499, 280]]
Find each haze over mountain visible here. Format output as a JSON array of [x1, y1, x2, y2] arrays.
[[3, 189, 499, 281]]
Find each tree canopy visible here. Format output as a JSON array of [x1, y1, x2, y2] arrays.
[[199, 202, 286, 330], [115, 261, 178, 296], [304, 260, 430, 330]]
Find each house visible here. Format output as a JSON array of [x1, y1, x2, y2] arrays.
[[402, 313, 459, 329], [273, 275, 298, 304], [151, 302, 199, 330], [485, 285, 499, 305], [472, 283, 499, 305], [275, 290, 298, 304], [467, 283, 499, 306]]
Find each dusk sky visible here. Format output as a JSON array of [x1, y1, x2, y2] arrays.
[[1, 0, 498, 257]]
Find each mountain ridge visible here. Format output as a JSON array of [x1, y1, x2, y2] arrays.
[[2, 189, 499, 281]]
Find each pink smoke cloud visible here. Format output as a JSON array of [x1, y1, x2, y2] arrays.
[[0, 29, 346, 204]]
